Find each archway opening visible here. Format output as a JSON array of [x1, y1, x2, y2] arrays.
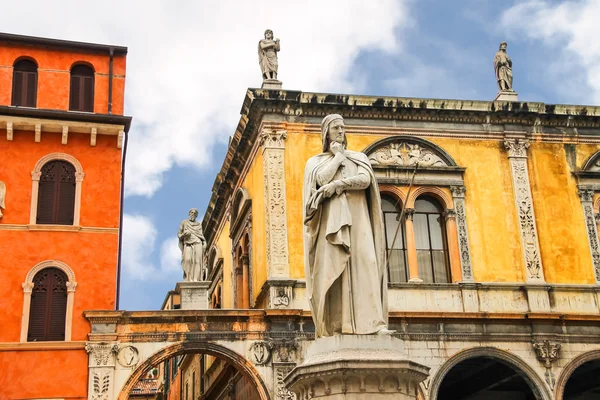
[[563, 359, 600, 399], [119, 343, 268, 400], [437, 356, 538, 400]]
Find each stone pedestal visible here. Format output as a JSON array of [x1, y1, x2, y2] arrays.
[[175, 281, 210, 310], [262, 79, 282, 90], [494, 90, 518, 101], [285, 335, 429, 400]]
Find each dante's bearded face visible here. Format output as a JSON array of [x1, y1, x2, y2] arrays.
[[500, 43, 507, 52], [327, 119, 345, 147], [189, 210, 198, 221], [265, 31, 273, 40]]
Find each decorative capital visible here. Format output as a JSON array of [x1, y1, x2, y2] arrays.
[[66, 281, 78, 293], [22, 282, 35, 293], [271, 338, 298, 363], [260, 129, 287, 149], [504, 139, 530, 158], [85, 342, 119, 367], [450, 185, 466, 199], [578, 186, 595, 203], [404, 208, 415, 221], [595, 213, 600, 223], [444, 209, 457, 221], [533, 340, 561, 369]]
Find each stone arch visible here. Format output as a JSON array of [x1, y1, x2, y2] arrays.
[[231, 187, 251, 228], [429, 346, 551, 400], [363, 135, 458, 167], [407, 186, 454, 209], [582, 151, 600, 172], [555, 349, 600, 400], [118, 341, 270, 400], [379, 184, 407, 207], [21, 259, 77, 342], [30, 152, 85, 226]]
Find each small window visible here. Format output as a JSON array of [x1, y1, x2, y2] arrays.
[[28, 268, 68, 341], [12, 59, 38, 107], [69, 64, 94, 112], [36, 160, 76, 225], [414, 196, 450, 283], [381, 196, 408, 283]]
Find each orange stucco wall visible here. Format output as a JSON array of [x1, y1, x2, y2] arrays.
[[0, 349, 88, 400], [0, 43, 126, 114]]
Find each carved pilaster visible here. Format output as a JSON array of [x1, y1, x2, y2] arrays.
[[271, 339, 297, 400], [504, 139, 545, 282], [261, 129, 290, 279], [533, 340, 561, 390], [578, 186, 600, 282], [86, 342, 119, 400], [450, 186, 474, 282]]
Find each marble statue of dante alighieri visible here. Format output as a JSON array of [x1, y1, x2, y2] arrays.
[[258, 29, 280, 80], [178, 208, 206, 282], [303, 114, 390, 337], [494, 41, 513, 91]]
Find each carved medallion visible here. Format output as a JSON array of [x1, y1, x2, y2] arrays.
[[117, 345, 140, 367], [248, 341, 272, 365]]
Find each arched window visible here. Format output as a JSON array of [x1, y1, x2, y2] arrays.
[[382, 195, 408, 283], [36, 160, 76, 225], [12, 59, 38, 107], [28, 268, 68, 341], [414, 196, 450, 283], [69, 64, 94, 112]]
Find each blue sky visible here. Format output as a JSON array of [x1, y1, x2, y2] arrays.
[[4, 1, 600, 310]]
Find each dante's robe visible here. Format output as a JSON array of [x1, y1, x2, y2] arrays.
[[303, 150, 388, 337], [258, 39, 280, 75], [178, 219, 205, 282]]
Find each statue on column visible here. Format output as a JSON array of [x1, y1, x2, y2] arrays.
[[258, 29, 282, 89], [303, 114, 392, 337], [178, 208, 206, 282], [494, 41, 513, 92]]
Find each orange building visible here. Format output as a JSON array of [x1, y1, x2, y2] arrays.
[[0, 33, 131, 400]]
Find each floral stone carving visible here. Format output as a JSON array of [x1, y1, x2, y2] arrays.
[[369, 142, 447, 167]]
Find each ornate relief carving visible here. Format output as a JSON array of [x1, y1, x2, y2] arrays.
[[504, 140, 544, 282], [443, 209, 456, 221], [275, 366, 295, 400], [272, 339, 298, 363], [91, 372, 111, 400], [86, 342, 118, 367], [262, 130, 290, 278], [369, 142, 447, 167], [450, 186, 473, 282], [579, 188, 600, 282], [272, 287, 291, 309], [248, 341, 272, 365], [532, 340, 561, 390], [117, 345, 140, 367]]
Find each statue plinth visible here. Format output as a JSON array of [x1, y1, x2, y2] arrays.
[[175, 281, 210, 310], [284, 335, 429, 399], [261, 79, 282, 90], [495, 90, 519, 102]]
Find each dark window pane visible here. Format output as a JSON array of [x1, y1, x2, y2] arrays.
[[388, 249, 407, 283], [12, 59, 38, 107], [381, 196, 398, 212], [70, 64, 94, 112], [28, 268, 67, 341], [428, 214, 445, 250], [37, 161, 75, 225]]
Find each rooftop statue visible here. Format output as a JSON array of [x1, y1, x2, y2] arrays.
[[303, 114, 393, 337], [258, 29, 280, 81], [494, 41, 513, 92], [178, 208, 206, 282]]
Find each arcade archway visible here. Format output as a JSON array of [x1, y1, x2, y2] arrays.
[[118, 342, 270, 400]]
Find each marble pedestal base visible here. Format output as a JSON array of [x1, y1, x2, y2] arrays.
[[175, 281, 210, 310], [495, 90, 519, 101], [261, 79, 282, 89], [285, 335, 429, 400]]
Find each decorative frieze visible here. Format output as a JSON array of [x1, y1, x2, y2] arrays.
[[504, 139, 544, 282], [578, 187, 600, 282], [532, 340, 561, 390], [368, 142, 447, 167], [450, 186, 474, 282], [262, 129, 290, 278]]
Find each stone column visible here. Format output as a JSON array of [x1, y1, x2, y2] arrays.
[[86, 342, 119, 400], [65, 281, 77, 341], [20, 282, 34, 342], [578, 187, 600, 283], [241, 254, 250, 308], [450, 186, 474, 282], [443, 209, 462, 282], [260, 128, 290, 279], [504, 139, 545, 283], [404, 209, 421, 283]]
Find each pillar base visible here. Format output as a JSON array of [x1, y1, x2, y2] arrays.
[[494, 90, 518, 102], [175, 281, 210, 310], [261, 79, 282, 89], [285, 335, 429, 399]]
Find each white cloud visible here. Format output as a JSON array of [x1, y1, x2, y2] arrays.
[[121, 214, 159, 280], [501, 0, 600, 103], [2, 1, 408, 197], [160, 237, 182, 274]]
